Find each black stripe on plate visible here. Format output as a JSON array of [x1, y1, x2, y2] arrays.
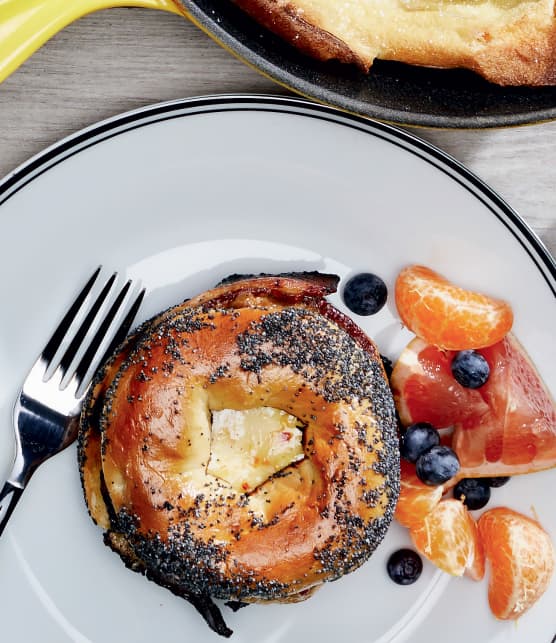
[[0, 95, 554, 294]]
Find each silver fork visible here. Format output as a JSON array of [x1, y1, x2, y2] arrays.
[[0, 267, 145, 538]]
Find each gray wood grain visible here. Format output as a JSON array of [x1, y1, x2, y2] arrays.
[[0, 8, 554, 255]]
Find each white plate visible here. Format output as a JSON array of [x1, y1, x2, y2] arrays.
[[0, 95, 554, 643]]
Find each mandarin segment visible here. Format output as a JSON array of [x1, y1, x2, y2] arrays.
[[409, 499, 484, 579], [395, 459, 444, 528], [478, 507, 555, 620], [465, 514, 486, 582], [394, 265, 513, 350]]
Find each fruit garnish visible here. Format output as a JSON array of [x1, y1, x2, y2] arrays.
[[409, 499, 485, 579], [342, 272, 387, 316], [399, 422, 440, 463], [391, 334, 556, 478], [380, 354, 394, 379], [391, 337, 489, 429], [483, 476, 510, 488], [394, 265, 513, 350], [386, 548, 423, 585], [451, 350, 490, 389], [395, 459, 444, 528], [453, 478, 491, 510], [415, 445, 460, 485], [478, 508, 555, 620], [454, 334, 556, 478]]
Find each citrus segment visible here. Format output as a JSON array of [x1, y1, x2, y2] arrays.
[[390, 337, 489, 428], [395, 459, 444, 528], [391, 335, 556, 478], [395, 265, 513, 350], [478, 507, 555, 620], [454, 334, 556, 478], [409, 499, 484, 579], [465, 516, 486, 582]]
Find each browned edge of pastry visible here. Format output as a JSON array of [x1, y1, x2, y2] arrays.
[[233, 0, 556, 86], [233, 0, 370, 70]]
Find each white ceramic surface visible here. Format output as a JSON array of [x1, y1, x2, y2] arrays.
[[0, 96, 554, 643]]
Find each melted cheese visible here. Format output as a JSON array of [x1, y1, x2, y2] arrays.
[[207, 407, 304, 493]]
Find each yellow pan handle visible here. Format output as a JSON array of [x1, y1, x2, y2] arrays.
[[0, 0, 183, 84]]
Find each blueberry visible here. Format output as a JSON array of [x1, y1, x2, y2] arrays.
[[451, 350, 490, 389], [416, 445, 460, 486], [387, 549, 423, 585], [453, 478, 491, 510], [400, 422, 440, 463], [484, 476, 511, 488], [343, 273, 387, 316], [380, 354, 394, 380]]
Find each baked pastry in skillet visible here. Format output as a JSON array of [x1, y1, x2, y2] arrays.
[[233, 0, 556, 85], [78, 272, 399, 637]]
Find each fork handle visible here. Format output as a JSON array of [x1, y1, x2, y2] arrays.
[[0, 482, 24, 538]]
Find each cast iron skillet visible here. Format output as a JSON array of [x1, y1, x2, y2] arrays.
[[178, 0, 556, 128]]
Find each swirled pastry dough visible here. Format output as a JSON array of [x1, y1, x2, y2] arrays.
[[78, 273, 399, 636]]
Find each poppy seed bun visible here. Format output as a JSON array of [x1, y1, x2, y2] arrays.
[[78, 273, 399, 636]]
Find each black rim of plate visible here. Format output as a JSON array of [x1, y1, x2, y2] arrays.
[[0, 94, 554, 293], [178, 0, 556, 129]]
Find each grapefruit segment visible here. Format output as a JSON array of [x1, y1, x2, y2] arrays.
[[391, 337, 489, 428], [391, 335, 556, 478], [395, 265, 513, 350], [455, 334, 556, 478], [478, 507, 555, 619]]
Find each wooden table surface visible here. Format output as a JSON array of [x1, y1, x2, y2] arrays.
[[0, 8, 555, 256]]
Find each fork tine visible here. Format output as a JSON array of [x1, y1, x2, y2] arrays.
[[41, 266, 101, 367], [97, 287, 146, 369], [56, 272, 117, 377], [72, 285, 146, 391]]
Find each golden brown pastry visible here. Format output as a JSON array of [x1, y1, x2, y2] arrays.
[[233, 0, 556, 85], [78, 273, 399, 637]]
